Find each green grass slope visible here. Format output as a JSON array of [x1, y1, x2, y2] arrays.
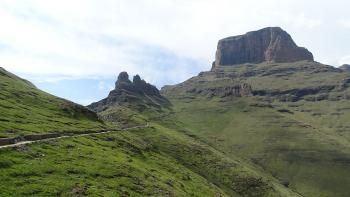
[[0, 67, 106, 138], [0, 122, 299, 196], [162, 61, 350, 197], [95, 101, 303, 196]]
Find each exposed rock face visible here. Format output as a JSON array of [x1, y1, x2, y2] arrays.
[[88, 72, 170, 112], [253, 85, 336, 102], [340, 64, 350, 72], [184, 83, 252, 98], [116, 71, 131, 84], [213, 27, 314, 68]]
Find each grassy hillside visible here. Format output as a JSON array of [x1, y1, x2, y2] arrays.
[[0, 67, 106, 138], [162, 61, 350, 197], [0, 121, 299, 196]]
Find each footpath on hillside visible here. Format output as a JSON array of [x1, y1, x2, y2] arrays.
[[0, 123, 149, 149]]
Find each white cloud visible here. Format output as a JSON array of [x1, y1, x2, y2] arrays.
[[0, 0, 348, 86], [285, 14, 323, 29], [337, 20, 350, 29], [98, 81, 114, 91], [77, 99, 99, 106], [339, 55, 350, 65]]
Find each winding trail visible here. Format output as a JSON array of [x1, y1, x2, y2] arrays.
[[0, 123, 149, 149]]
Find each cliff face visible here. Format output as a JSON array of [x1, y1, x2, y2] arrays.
[[213, 27, 314, 68], [88, 72, 170, 112]]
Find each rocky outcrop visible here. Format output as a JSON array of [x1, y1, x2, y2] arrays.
[[186, 83, 252, 98], [253, 85, 336, 102], [61, 101, 99, 120], [88, 72, 170, 112], [340, 64, 350, 72], [116, 71, 131, 84], [213, 27, 314, 68]]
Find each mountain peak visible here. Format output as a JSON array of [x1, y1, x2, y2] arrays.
[[213, 27, 314, 68], [88, 72, 170, 112], [133, 74, 144, 84], [116, 71, 131, 86]]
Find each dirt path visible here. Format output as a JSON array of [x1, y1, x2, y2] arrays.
[[0, 123, 149, 149]]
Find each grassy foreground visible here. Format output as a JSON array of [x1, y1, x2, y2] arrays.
[[0, 122, 299, 196]]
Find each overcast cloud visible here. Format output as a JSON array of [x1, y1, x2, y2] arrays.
[[0, 0, 349, 104]]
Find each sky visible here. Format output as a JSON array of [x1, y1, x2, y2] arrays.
[[0, 0, 349, 105]]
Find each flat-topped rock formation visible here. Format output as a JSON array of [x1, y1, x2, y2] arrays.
[[213, 27, 314, 69]]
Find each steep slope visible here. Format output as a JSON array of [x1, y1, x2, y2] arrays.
[[0, 67, 105, 138], [162, 27, 350, 197]]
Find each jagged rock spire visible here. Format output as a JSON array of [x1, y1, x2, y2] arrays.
[[88, 72, 170, 112], [116, 71, 131, 87]]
